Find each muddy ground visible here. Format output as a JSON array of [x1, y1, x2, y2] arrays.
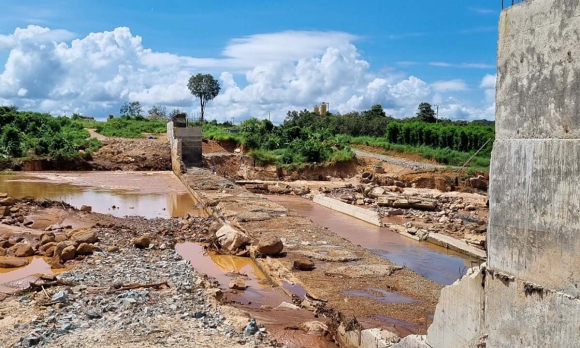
[[181, 168, 442, 336]]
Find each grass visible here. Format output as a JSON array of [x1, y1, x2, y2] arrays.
[[94, 116, 167, 138], [351, 136, 491, 171]]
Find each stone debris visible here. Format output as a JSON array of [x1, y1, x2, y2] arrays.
[[256, 236, 284, 255], [133, 233, 151, 249]]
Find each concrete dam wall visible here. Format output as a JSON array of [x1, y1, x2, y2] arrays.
[[394, 0, 580, 347]]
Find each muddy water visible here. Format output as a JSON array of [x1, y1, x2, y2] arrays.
[[268, 195, 479, 285], [0, 172, 207, 218], [176, 242, 338, 348]]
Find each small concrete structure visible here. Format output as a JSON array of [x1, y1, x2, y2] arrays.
[[167, 121, 202, 168], [313, 195, 382, 226]]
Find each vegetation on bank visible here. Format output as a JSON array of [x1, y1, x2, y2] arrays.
[[202, 103, 494, 170], [0, 106, 100, 160], [202, 119, 355, 167], [92, 115, 167, 138]]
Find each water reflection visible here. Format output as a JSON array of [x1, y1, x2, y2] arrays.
[[268, 195, 478, 285], [0, 173, 206, 219]]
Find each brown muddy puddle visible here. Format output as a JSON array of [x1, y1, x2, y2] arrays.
[[0, 172, 207, 219], [0, 256, 65, 294], [176, 242, 338, 348], [268, 195, 479, 285]]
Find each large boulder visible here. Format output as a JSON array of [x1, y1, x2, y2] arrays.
[[13, 243, 34, 257], [69, 228, 98, 244], [0, 257, 29, 268], [216, 225, 250, 252], [55, 241, 77, 259], [40, 232, 56, 245], [76, 243, 99, 255], [133, 234, 151, 249], [60, 245, 76, 261], [256, 236, 283, 255], [229, 278, 247, 290]]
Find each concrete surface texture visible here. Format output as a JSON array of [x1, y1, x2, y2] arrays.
[[420, 0, 580, 347], [492, 0, 580, 295], [167, 122, 202, 167], [313, 195, 382, 226], [426, 266, 485, 348]]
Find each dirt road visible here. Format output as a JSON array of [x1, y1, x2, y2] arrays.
[[353, 149, 445, 170]]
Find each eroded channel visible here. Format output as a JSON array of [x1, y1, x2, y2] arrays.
[[0, 172, 336, 348], [267, 195, 478, 285]]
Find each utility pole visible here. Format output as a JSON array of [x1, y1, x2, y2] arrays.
[[434, 105, 439, 123]]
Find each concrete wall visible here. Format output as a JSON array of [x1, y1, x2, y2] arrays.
[[419, 1, 580, 347], [167, 122, 202, 168], [312, 195, 382, 226], [426, 266, 485, 348]]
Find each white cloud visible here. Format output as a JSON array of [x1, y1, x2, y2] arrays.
[[480, 74, 496, 89], [429, 61, 495, 69], [0, 25, 495, 121], [431, 79, 468, 92]]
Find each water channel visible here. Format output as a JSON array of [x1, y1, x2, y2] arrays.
[[0, 171, 479, 347], [267, 195, 478, 286]]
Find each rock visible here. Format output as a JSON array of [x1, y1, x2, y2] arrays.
[[0, 257, 29, 268], [76, 243, 99, 255], [469, 176, 488, 190], [44, 245, 57, 257], [13, 243, 34, 257], [256, 236, 283, 255], [60, 245, 76, 261], [86, 310, 102, 319], [0, 206, 7, 216], [70, 228, 98, 244], [133, 234, 151, 249], [407, 227, 418, 235], [299, 321, 329, 335], [21, 335, 40, 347], [369, 187, 386, 198], [244, 319, 259, 336], [55, 241, 77, 259], [293, 259, 315, 271], [465, 204, 476, 211], [276, 302, 301, 310], [215, 225, 250, 252], [48, 256, 64, 269], [393, 199, 411, 209], [0, 197, 15, 206], [40, 242, 57, 252], [229, 278, 247, 290], [80, 205, 92, 213], [107, 246, 119, 253], [54, 234, 67, 242], [51, 291, 68, 303], [9, 206, 19, 213], [0, 247, 5, 256], [0, 192, 6, 198]]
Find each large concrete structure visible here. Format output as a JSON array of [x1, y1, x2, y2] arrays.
[[394, 0, 580, 347]]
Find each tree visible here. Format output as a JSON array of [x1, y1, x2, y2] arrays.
[[416, 102, 436, 123], [120, 101, 143, 116], [148, 105, 167, 120], [187, 74, 220, 122]]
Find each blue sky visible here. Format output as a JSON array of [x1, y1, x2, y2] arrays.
[[0, 0, 500, 122]]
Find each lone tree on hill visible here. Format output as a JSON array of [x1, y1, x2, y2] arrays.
[[187, 74, 220, 122], [416, 102, 436, 123]]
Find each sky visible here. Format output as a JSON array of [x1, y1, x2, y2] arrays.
[[0, 0, 500, 123]]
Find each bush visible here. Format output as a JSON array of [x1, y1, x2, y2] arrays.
[[0, 107, 101, 160], [95, 115, 167, 138]]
